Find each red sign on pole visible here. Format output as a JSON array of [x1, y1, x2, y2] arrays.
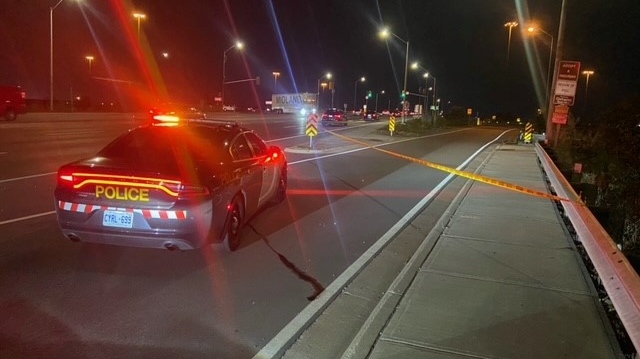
[[552, 105, 569, 125], [557, 61, 581, 81]]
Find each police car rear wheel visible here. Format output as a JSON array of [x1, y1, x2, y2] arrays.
[[271, 168, 287, 204], [224, 197, 244, 252]]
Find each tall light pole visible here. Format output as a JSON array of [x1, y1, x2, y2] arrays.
[[375, 90, 384, 113], [379, 27, 409, 124], [353, 76, 365, 112], [528, 26, 555, 108], [85, 55, 94, 75], [222, 41, 244, 108], [272, 71, 280, 91], [582, 70, 595, 112], [316, 72, 331, 111], [421, 73, 429, 117], [411, 62, 435, 122], [504, 21, 518, 65], [50, 0, 72, 111], [84, 55, 94, 108], [132, 12, 146, 41]]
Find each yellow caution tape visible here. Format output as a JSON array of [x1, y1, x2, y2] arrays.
[[326, 129, 576, 204]]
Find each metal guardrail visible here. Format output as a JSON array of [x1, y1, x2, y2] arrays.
[[536, 142, 640, 353]]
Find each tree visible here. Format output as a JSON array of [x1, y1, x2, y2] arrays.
[[564, 95, 640, 252]]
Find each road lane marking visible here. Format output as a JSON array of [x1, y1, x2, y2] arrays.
[[0, 172, 57, 183], [0, 211, 56, 226], [252, 131, 509, 359]]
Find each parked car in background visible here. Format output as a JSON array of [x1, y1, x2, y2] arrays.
[[321, 108, 348, 126], [0, 85, 26, 121]]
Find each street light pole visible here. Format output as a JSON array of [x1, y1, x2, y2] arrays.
[[50, 0, 67, 112], [422, 73, 429, 117], [582, 70, 595, 113], [353, 76, 365, 112], [85, 55, 94, 75], [272, 71, 280, 91], [133, 12, 146, 41], [402, 39, 409, 123], [316, 72, 331, 111], [411, 62, 435, 123], [504, 21, 518, 66], [432, 76, 437, 125], [379, 27, 409, 124], [222, 41, 244, 108]]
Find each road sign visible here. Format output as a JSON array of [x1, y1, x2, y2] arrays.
[[552, 60, 581, 108], [554, 80, 578, 97], [554, 94, 575, 106], [305, 113, 318, 137], [524, 122, 533, 144], [552, 105, 569, 125], [557, 61, 581, 81], [389, 116, 396, 136]]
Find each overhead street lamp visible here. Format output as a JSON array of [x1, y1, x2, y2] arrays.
[[379, 27, 409, 124], [132, 12, 146, 41], [272, 71, 280, 90], [528, 26, 554, 108], [316, 72, 331, 111], [222, 41, 244, 108], [504, 21, 518, 65], [353, 76, 365, 112]]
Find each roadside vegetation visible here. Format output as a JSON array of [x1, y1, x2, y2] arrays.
[[546, 95, 640, 262]]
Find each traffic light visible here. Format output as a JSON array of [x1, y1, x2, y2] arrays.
[[367, 91, 372, 99], [401, 91, 406, 100]]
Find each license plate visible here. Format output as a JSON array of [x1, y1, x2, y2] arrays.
[[103, 210, 133, 228]]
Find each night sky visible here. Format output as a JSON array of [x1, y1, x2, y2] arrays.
[[0, 0, 638, 119]]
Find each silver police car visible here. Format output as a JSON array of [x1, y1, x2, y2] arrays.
[[54, 119, 287, 251]]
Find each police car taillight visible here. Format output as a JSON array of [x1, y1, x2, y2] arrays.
[[57, 168, 77, 187], [264, 147, 284, 164], [164, 182, 210, 197]]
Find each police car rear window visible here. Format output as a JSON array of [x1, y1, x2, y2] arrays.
[[98, 126, 231, 174]]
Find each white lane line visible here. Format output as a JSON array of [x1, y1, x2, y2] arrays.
[[0, 211, 56, 226], [252, 130, 511, 359], [0, 172, 57, 183]]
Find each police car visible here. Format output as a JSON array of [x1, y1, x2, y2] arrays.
[[54, 118, 287, 251]]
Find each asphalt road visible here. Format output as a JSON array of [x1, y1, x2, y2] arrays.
[[0, 112, 513, 358]]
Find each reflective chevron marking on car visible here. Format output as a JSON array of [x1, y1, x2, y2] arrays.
[[57, 201, 187, 220]]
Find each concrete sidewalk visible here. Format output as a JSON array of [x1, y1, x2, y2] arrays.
[[280, 142, 623, 359]]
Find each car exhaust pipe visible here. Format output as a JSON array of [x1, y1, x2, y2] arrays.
[[67, 234, 80, 242], [164, 242, 179, 251]]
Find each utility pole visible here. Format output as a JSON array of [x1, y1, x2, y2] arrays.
[[545, 0, 568, 146]]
